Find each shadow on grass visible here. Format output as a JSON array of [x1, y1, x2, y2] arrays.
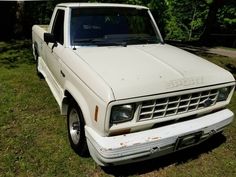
[[0, 40, 35, 69], [102, 133, 226, 177]]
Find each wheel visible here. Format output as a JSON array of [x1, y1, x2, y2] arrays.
[[67, 101, 88, 157]]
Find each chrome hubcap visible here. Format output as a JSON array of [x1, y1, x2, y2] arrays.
[[69, 108, 80, 144]]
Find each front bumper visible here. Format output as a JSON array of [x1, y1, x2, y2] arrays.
[[85, 109, 234, 166]]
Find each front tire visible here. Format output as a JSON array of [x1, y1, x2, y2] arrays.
[[67, 101, 88, 157]]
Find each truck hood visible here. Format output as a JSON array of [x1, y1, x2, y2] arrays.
[[74, 44, 234, 100]]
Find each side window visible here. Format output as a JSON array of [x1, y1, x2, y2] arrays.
[[52, 9, 65, 45]]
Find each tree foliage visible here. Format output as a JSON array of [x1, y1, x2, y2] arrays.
[[217, 0, 236, 33], [165, 0, 209, 41], [0, 0, 235, 46]]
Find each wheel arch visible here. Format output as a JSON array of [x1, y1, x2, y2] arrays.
[[33, 41, 39, 59], [61, 87, 92, 126]]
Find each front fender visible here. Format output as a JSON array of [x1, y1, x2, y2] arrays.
[[62, 81, 92, 127]]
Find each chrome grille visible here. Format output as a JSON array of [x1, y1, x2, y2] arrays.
[[139, 89, 219, 121]]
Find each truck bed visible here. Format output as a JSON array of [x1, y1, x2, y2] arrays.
[[38, 25, 49, 32], [32, 25, 49, 41]]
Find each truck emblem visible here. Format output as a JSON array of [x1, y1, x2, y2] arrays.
[[203, 98, 213, 107], [166, 77, 204, 89]]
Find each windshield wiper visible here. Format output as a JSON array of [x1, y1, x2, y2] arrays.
[[74, 38, 100, 44], [74, 38, 127, 47], [98, 41, 127, 47], [126, 36, 159, 44]]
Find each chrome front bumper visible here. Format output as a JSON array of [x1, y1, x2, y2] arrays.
[[85, 109, 234, 166]]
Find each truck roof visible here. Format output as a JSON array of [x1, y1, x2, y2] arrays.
[[57, 3, 148, 10]]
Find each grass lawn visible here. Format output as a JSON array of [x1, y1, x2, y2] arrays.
[[0, 40, 235, 177]]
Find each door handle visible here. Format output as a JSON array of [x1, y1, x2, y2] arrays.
[[60, 70, 65, 77]]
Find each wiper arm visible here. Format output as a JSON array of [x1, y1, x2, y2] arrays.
[[98, 41, 127, 47], [74, 38, 101, 44]]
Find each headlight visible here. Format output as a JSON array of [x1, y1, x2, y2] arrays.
[[217, 87, 231, 101], [110, 104, 135, 124]]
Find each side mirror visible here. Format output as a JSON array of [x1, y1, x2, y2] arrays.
[[44, 33, 56, 44]]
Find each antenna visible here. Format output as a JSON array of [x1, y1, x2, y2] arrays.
[[72, 36, 76, 50]]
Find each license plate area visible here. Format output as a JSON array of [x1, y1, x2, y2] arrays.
[[175, 131, 203, 151]]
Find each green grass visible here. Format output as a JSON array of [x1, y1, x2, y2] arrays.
[[0, 40, 235, 177]]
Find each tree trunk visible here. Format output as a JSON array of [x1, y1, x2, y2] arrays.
[[199, 0, 226, 44], [189, 2, 197, 41], [14, 1, 24, 38]]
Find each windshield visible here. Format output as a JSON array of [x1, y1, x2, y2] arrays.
[[70, 7, 162, 46]]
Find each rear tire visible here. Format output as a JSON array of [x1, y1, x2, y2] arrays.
[[34, 49, 44, 79], [67, 101, 89, 157]]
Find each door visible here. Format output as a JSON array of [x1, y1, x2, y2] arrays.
[[44, 9, 65, 89]]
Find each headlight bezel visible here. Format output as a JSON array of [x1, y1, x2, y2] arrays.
[[110, 104, 135, 124]]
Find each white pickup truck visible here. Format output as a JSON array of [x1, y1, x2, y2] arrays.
[[32, 3, 235, 166]]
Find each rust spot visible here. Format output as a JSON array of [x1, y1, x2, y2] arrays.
[[152, 137, 159, 140], [120, 142, 128, 148], [146, 136, 160, 142], [94, 106, 99, 122]]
